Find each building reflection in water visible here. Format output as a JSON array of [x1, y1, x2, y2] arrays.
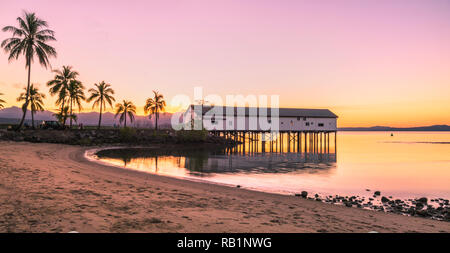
[[95, 133, 337, 178]]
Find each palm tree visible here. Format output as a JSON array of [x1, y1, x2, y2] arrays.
[[17, 84, 45, 128], [115, 100, 136, 128], [53, 105, 76, 127], [1, 11, 56, 130], [144, 90, 166, 130], [87, 81, 115, 129], [67, 80, 85, 128], [47, 66, 79, 124], [0, 93, 5, 109]]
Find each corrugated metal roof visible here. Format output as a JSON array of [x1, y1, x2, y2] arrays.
[[189, 105, 338, 118]]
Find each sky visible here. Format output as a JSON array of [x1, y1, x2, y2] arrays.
[[0, 0, 449, 127]]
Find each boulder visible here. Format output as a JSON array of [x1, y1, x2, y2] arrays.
[[301, 191, 308, 198], [417, 197, 428, 204]]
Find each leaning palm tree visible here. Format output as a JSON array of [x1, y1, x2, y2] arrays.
[[0, 92, 5, 109], [144, 90, 166, 130], [17, 84, 45, 128], [87, 81, 115, 129], [67, 80, 85, 128], [47, 66, 79, 118], [114, 100, 136, 128], [1, 11, 57, 130]]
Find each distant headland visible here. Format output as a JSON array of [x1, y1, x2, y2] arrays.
[[339, 125, 450, 131]]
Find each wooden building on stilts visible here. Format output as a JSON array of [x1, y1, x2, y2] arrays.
[[185, 105, 338, 154]]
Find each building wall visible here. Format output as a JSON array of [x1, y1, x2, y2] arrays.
[[201, 115, 337, 131]]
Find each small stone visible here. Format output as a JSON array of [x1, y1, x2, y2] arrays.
[[381, 196, 389, 203], [374, 191, 381, 196]]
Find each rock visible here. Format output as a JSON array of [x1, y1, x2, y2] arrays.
[[374, 191, 381, 196], [416, 202, 424, 210], [301, 191, 308, 198], [417, 197, 428, 204], [381, 196, 389, 203], [416, 210, 429, 217], [444, 213, 450, 222], [236, 185, 241, 188]]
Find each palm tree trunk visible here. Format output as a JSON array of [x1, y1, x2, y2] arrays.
[[98, 100, 103, 130], [124, 110, 127, 128], [155, 109, 159, 130], [70, 98, 73, 128], [31, 110, 35, 129], [61, 100, 66, 127], [16, 63, 31, 130]]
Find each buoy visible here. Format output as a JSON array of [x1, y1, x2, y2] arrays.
[[390, 133, 394, 137]]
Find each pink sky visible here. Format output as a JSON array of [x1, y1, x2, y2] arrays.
[[1, 0, 450, 127]]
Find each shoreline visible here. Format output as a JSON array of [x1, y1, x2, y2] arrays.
[[87, 146, 450, 222], [0, 141, 449, 232]]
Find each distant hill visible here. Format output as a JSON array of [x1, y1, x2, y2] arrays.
[[2, 106, 447, 131], [339, 125, 450, 131], [0, 106, 174, 128]]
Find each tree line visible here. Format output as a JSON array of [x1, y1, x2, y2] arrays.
[[0, 11, 166, 130]]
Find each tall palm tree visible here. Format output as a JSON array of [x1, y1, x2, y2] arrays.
[[144, 90, 166, 130], [67, 80, 85, 128], [115, 100, 136, 128], [17, 84, 45, 129], [87, 81, 115, 129], [0, 93, 5, 109], [47, 66, 79, 123], [1, 11, 57, 130]]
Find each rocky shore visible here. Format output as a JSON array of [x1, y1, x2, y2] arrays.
[[295, 190, 450, 222], [0, 129, 236, 146]]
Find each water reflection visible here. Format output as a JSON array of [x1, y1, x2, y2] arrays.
[[95, 145, 336, 177], [92, 132, 450, 199]]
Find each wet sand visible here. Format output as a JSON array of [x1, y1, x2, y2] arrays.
[[0, 141, 448, 232]]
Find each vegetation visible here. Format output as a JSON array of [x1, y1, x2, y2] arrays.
[[114, 100, 136, 128], [17, 84, 45, 128], [1, 11, 57, 130], [1, 12, 182, 138], [87, 81, 115, 129], [144, 90, 166, 130], [175, 130, 208, 142], [47, 66, 80, 127], [0, 92, 5, 109], [67, 79, 85, 128], [53, 105, 76, 126], [119, 127, 137, 142]]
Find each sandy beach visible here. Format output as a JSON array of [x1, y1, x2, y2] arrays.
[[0, 141, 448, 233]]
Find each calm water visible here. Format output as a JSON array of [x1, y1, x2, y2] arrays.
[[90, 132, 450, 200]]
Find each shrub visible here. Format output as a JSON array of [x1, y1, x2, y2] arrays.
[[119, 127, 137, 143], [175, 130, 208, 142], [78, 137, 92, 146]]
